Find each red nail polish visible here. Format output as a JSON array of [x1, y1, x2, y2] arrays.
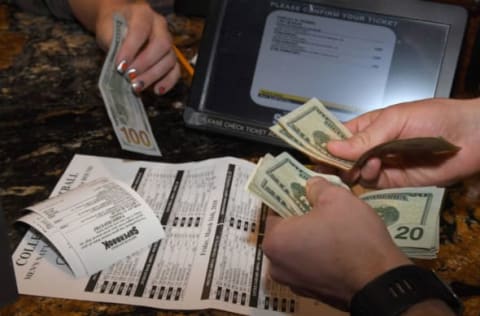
[[131, 81, 145, 94], [126, 68, 137, 81], [157, 87, 166, 95], [116, 60, 128, 74]]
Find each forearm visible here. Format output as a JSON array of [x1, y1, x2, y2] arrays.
[[67, 0, 147, 32], [13, 0, 74, 20]]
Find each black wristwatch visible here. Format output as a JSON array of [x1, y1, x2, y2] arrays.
[[350, 265, 463, 316]]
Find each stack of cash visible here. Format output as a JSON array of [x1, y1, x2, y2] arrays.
[[270, 98, 354, 170], [246, 151, 445, 259], [246, 151, 349, 218], [270, 98, 460, 169], [360, 186, 445, 259], [248, 98, 453, 259]]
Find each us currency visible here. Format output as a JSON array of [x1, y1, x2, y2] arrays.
[[272, 98, 460, 170], [246, 154, 296, 218], [246, 152, 445, 259], [360, 186, 445, 259], [246, 152, 349, 217], [273, 98, 354, 170], [99, 14, 162, 156], [354, 137, 461, 168]]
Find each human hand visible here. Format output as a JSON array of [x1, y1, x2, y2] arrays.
[[94, 1, 180, 95], [262, 177, 411, 311], [327, 98, 480, 188]]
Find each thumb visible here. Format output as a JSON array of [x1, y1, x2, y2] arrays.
[[305, 177, 330, 206], [326, 106, 405, 161], [327, 131, 376, 161], [327, 119, 396, 161]]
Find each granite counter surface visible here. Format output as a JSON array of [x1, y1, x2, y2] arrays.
[[0, 3, 284, 315], [2, 2, 480, 316]]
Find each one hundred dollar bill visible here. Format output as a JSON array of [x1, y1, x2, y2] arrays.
[[99, 14, 162, 156]]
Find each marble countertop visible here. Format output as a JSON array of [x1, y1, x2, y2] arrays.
[[0, 3, 286, 316], [2, 2, 480, 315]]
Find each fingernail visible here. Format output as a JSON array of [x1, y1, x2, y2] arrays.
[[131, 80, 144, 94], [156, 86, 166, 95], [116, 60, 128, 74], [126, 68, 137, 81]]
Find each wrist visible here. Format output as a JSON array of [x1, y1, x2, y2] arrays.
[[96, 1, 129, 20], [349, 264, 462, 316], [348, 248, 412, 303]]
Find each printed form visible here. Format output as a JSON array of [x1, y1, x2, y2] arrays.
[[17, 177, 165, 277], [13, 154, 345, 316]]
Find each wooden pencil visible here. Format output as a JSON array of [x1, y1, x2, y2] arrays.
[[173, 45, 194, 78]]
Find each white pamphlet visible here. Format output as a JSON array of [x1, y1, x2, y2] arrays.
[[12, 154, 346, 316]]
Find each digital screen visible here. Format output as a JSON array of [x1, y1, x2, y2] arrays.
[[251, 1, 449, 121], [185, 0, 466, 144]]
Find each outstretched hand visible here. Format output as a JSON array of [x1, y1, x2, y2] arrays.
[[327, 98, 480, 188]]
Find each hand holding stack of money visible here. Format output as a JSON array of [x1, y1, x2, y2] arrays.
[[247, 98, 459, 259], [246, 151, 349, 218], [269, 98, 355, 170], [270, 98, 460, 169], [246, 151, 445, 259]]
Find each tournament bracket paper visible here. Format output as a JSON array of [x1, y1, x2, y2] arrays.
[[12, 154, 346, 316], [17, 177, 165, 277]]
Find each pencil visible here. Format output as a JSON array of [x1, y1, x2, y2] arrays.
[[173, 45, 194, 78]]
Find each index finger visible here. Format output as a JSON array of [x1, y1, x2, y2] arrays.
[[115, 10, 153, 66], [343, 108, 383, 134]]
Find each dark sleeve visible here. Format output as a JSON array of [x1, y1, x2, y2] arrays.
[[12, 0, 175, 20], [148, 0, 175, 15], [11, 0, 74, 20]]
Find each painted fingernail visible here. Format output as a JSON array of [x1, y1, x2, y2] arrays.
[[126, 68, 137, 81], [116, 60, 128, 74], [131, 80, 145, 94], [156, 86, 166, 95]]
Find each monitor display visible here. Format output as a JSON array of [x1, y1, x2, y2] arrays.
[[185, 0, 467, 144]]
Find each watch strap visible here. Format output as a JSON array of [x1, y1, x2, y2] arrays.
[[350, 264, 462, 316]]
